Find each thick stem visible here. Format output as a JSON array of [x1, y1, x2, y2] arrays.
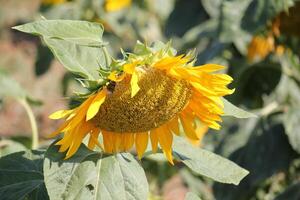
[[19, 99, 39, 149]]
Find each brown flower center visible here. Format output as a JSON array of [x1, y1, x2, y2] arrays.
[[92, 68, 192, 133]]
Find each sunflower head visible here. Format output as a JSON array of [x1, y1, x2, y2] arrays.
[[104, 0, 132, 12], [49, 42, 234, 164], [42, 0, 66, 5]]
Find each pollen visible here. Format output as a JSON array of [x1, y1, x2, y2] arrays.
[[92, 67, 192, 132]]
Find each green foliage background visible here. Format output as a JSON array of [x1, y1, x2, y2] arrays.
[[1, 0, 300, 199]]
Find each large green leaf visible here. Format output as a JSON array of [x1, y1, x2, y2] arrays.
[[13, 20, 104, 46], [0, 150, 48, 200], [223, 98, 257, 118], [173, 136, 249, 185], [13, 20, 109, 80], [44, 143, 148, 200], [283, 107, 300, 154]]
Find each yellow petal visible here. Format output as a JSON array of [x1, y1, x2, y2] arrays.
[[167, 117, 180, 135], [135, 132, 148, 159], [49, 109, 73, 120], [179, 112, 199, 140], [191, 64, 225, 73], [157, 126, 174, 165], [63, 94, 95, 132], [122, 133, 135, 151], [123, 61, 138, 74], [150, 129, 159, 153], [130, 72, 140, 97], [86, 89, 107, 121], [48, 120, 70, 138], [112, 133, 122, 153], [88, 127, 101, 150], [108, 71, 125, 82], [102, 131, 113, 153], [65, 122, 92, 159]]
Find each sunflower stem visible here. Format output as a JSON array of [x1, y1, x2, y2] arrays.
[[19, 99, 39, 149]]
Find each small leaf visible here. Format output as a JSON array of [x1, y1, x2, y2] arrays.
[[173, 136, 249, 185], [223, 98, 257, 118], [0, 150, 48, 200], [44, 143, 149, 200], [185, 192, 202, 200]]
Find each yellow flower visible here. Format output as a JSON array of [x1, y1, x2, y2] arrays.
[[104, 0, 131, 12], [247, 35, 275, 62], [42, 0, 65, 5], [49, 48, 234, 164]]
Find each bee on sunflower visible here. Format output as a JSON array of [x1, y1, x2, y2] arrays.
[[49, 42, 234, 164]]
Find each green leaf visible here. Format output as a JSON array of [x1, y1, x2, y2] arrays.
[[223, 98, 257, 118], [44, 143, 148, 200], [13, 20, 104, 47], [13, 20, 110, 80], [43, 37, 107, 80], [0, 150, 49, 200], [0, 140, 27, 157], [283, 107, 300, 154], [185, 192, 202, 200], [173, 136, 249, 185]]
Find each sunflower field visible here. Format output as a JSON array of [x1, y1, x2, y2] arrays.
[[0, 0, 300, 200]]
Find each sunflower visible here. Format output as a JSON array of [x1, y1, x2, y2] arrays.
[[42, 0, 66, 5], [247, 35, 275, 62], [49, 43, 234, 164], [104, 0, 132, 12]]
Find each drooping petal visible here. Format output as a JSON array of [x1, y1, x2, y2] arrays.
[[123, 61, 138, 74], [102, 131, 114, 153], [49, 109, 74, 120], [63, 94, 96, 132], [135, 132, 148, 159], [86, 89, 107, 121], [112, 133, 123, 152], [150, 129, 159, 153], [179, 112, 199, 140], [157, 125, 174, 165], [65, 122, 93, 159], [130, 72, 140, 97], [121, 133, 135, 151], [87, 127, 102, 150], [108, 71, 125, 82], [167, 116, 180, 135]]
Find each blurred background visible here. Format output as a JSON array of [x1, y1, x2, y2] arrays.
[[1, 0, 300, 199]]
